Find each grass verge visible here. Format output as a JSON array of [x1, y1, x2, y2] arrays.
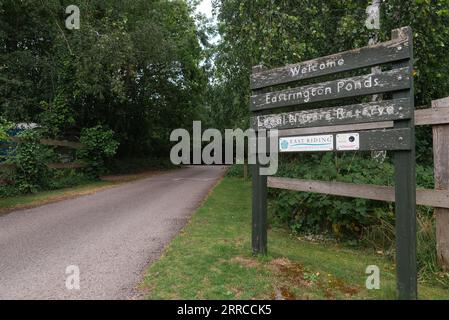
[[0, 169, 167, 214], [142, 177, 449, 300]]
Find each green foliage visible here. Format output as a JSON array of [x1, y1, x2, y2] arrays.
[[0, 0, 207, 157], [38, 94, 75, 138], [77, 125, 119, 176], [0, 0, 210, 197], [0, 116, 13, 141], [362, 212, 447, 287], [5, 130, 54, 194], [1, 166, 96, 198], [46, 168, 94, 190], [0, 116, 13, 162], [225, 164, 251, 178]]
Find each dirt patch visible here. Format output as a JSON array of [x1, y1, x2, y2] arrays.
[[266, 256, 360, 299], [324, 277, 360, 297], [231, 256, 260, 268], [271, 287, 296, 300], [268, 258, 305, 281], [267, 257, 313, 299]]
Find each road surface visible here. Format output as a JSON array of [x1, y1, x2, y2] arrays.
[[0, 166, 226, 299]]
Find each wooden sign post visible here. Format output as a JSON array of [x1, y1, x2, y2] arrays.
[[249, 27, 416, 299]]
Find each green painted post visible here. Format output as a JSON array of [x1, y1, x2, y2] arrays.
[[251, 152, 267, 255], [251, 65, 268, 255], [392, 27, 417, 300]]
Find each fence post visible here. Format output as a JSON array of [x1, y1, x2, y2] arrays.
[[432, 97, 449, 269], [391, 27, 417, 300], [251, 65, 267, 255]]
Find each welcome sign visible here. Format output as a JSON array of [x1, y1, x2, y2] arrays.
[[250, 27, 413, 153], [249, 27, 417, 300]]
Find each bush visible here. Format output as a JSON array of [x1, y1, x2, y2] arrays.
[[38, 94, 75, 138], [0, 117, 13, 141], [0, 117, 14, 163], [225, 163, 251, 178], [0, 124, 118, 197], [5, 130, 54, 194], [46, 168, 94, 190], [77, 125, 119, 177], [362, 212, 447, 286]]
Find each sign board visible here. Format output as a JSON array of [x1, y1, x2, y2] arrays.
[[279, 135, 333, 152], [251, 67, 410, 112], [250, 34, 411, 89], [336, 133, 360, 151], [252, 98, 411, 131], [277, 128, 410, 153], [249, 26, 416, 300]]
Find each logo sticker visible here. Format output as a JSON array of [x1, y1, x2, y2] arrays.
[[336, 133, 360, 151], [279, 135, 334, 152]]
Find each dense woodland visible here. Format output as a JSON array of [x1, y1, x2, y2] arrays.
[[1, 0, 208, 156], [0, 0, 211, 193], [1, 0, 449, 277]]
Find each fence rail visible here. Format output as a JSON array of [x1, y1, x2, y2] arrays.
[[268, 177, 449, 209], [47, 161, 87, 169], [0, 137, 87, 172], [8, 136, 85, 149]]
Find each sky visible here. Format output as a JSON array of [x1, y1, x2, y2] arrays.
[[196, 0, 219, 45], [196, 0, 213, 19]]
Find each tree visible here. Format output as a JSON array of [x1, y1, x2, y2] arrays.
[[0, 0, 207, 157]]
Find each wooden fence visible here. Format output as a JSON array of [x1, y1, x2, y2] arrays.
[[0, 137, 87, 172], [268, 96, 449, 268]]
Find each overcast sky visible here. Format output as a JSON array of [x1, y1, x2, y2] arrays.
[[196, 0, 219, 45], [196, 0, 213, 19]]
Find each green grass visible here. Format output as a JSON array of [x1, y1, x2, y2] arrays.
[[0, 180, 113, 212], [142, 177, 449, 300], [0, 168, 172, 213]]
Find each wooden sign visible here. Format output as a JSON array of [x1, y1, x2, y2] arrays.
[[251, 34, 411, 89], [252, 98, 412, 131], [250, 67, 410, 111], [249, 27, 417, 300], [278, 128, 411, 153]]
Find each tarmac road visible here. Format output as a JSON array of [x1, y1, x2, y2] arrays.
[[0, 166, 226, 299]]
